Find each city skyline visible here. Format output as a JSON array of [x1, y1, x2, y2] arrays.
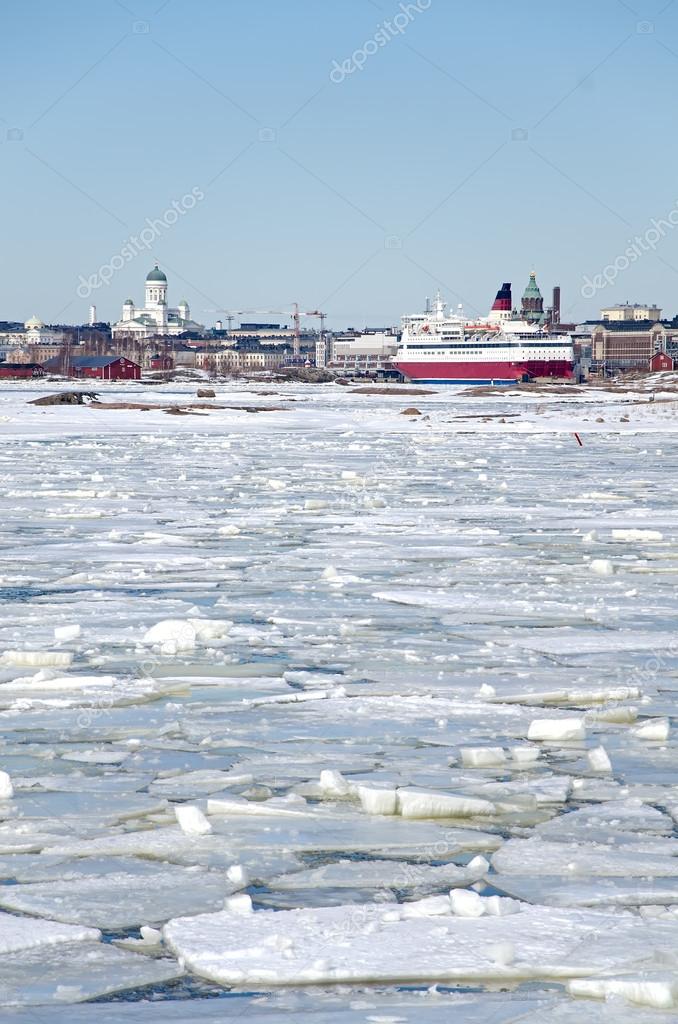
[[4, 0, 678, 328]]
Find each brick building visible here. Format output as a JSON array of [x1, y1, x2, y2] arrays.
[[590, 321, 678, 373]]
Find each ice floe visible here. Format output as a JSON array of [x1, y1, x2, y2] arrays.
[[163, 899, 678, 987], [0, 864, 243, 929], [3, 380, 678, 1012]]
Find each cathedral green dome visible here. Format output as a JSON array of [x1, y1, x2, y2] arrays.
[[522, 271, 542, 299], [146, 265, 167, 283]]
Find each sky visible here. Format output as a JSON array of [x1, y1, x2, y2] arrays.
[[3, 0, 678, 330]]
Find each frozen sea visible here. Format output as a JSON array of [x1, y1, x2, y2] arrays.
[[1, 377, 678, 1019]]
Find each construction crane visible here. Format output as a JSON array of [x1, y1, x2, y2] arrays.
[[305, 310, 326, 342], [204, 304, 326, 359]]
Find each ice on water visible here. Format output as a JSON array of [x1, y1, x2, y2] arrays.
[[2, 380, 678, 1012]]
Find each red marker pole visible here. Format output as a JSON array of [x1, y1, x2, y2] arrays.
[[574, 432, 583, 446]]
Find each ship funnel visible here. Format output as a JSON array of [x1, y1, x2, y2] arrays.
[[491, 282, 512, 312], [488, 282, 512, 323]]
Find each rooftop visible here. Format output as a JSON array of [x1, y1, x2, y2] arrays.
[[146, 265, 167, 283], [72, 355, 127, 368], [601, 303, 659, 310]]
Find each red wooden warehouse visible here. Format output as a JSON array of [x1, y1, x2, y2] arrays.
[[650, 351, 674, 372], [0, 363, 45, 379], [150, 353, 174, 371], [71, 356, 141, 381]]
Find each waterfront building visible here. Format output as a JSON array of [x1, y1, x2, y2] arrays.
[[329, 330, 398, 374], [650, 350, 674, 371], [71, 355, 141, 380], [591, 320, 677, 372]]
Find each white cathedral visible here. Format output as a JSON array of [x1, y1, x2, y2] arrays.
[[111, 266, 204, 340]]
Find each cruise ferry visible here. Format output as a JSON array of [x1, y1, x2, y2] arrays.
[[394, 291, 574, 385]]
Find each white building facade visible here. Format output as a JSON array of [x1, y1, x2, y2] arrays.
[[329, 330, 398, 373], [112, 266, 204, 340]]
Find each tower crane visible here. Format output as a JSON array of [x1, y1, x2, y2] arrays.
[[204, 304, 326, 359]]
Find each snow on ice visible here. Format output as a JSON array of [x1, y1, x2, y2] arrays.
[[2, 378, 678, 1013]]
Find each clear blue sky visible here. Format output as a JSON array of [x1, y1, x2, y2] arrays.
[[3, 0, 678, 328]]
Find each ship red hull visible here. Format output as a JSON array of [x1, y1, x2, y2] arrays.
[[393, 359, 573, 384]]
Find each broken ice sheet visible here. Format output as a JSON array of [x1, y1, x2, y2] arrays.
[[0, 853, 186, 883], [4, 790, 167, 826], [44, 807, 500, 862], [0, 940, 182, 1005], [266, 856, 489, 893], [163, 899, 678, 987], [533, 799, 674, 841], [0, 991, 558, 1022], [492, 874, 678, 908], [0, 863, 246, 929], [491, 836, 678, 876], [148, 768, 255, 799], [0, 910, 98, 953], [4, 385, 678, 1012]]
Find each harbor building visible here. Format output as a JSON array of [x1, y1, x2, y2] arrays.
[[329, 330, 398, 375], [650, 350, 674, 371], [71, 355, 141, 380], [590, 320, 678, 373]]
